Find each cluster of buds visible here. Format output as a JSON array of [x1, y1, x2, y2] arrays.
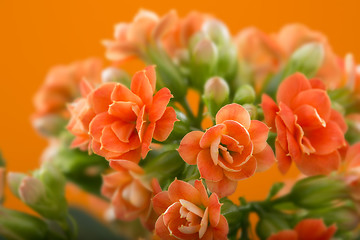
[[2, 9, 360, 240]]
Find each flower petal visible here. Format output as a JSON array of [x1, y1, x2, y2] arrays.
[[253, 144, 275, 172], [111, 121, 135, 143], [88, 82, 117, 114], [206, 178, 237, 198], [111, 83, 143, 106], [296, 151, 341, 176], [208, 193, 221, 227], [153, 107, 178, 142], [109, 159, 144, 174], [149, 88, 173, 122], [261, 94, 279, 130], [131, 69, 154, 105], [248, 120, 269, 154], [212, 215, 229, 240], [168, 179, 202, 205], [275, 139, 292, 174], [197, 150, 224, 182], [89, 112, 117, 141], [152, 191, 172, 215], [223, 156, 257, 180], [178, 131, 204, 165], [200, 124, 225, 148], [215, 103, 251, 129], [155, 215, 177, 240], [276, 73, 311, 105], [108, 101, 138, 122]]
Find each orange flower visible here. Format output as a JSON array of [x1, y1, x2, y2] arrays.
[[261, 73, 347, 175], [178, 103, 275, 198], [276, 24, 341, 89], [102, 160, 161, 230], [33, 58, 102, 120], [152, 179, 228, 240], [268, 219, 337, 240], [67, 80, 96, 150], [103, 10, 178, 61], [235, 27, 284, 93], [339, 54, 360, 96], [87, 65, 177, 161]]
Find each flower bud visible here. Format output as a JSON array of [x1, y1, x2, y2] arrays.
[[192, 38, 218, 66], [8, 164, 68, 220], [32, 114, 67, 137], [101, 67, 131, 87], [0, 168, 5, 203], [290, 175, 350, 209], [203, 77, 230, 117], [233, 84, 256, 104], [285, 42, 324, 78], [0, 208, 48, 240], [202, 19, 231, 46]]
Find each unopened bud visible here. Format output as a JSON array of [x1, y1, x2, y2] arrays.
[[32, 114, 67, 137], [193, 38, 218, 65], [285, 42, 324, 78], [290, 175, 349, 209], [19, 177, 45, 205], [101, 67, 131, 87], [256, 212, 291, 239], [204, 77, 230, 117], [8, 172, 26, 198], [202, 20, 230, 45], [233, 84, 256, 104]]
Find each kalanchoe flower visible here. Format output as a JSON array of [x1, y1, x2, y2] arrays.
[[67, 80, 96, 150], [276, 24, 341, 89], [152, 179, 228, 240], [235, 27, 284, 93], [268, 219, 337, 240], [103, 10, 178, 61], [261, 73, 347, 175], [32, 58, 102, 137], [87, 65, 177, 161], [102, 160, 161, 230], [178, 103, 275, 197]]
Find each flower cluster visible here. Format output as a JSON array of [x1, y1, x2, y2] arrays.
[[2, 9, 360, 240]]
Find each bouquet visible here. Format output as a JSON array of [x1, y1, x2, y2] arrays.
[[1, 9, 360, 240]]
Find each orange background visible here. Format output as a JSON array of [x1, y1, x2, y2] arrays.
[[1, 0, 360, 219]]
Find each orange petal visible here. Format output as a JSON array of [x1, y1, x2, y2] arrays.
[[163, 202, 181, 225], [152, 191, 172, 215], [111, 121, 135, 143], [144, 65, 157, 93], [149, 88, 173, 122], [309, 78, 326, 90], [100, 126, 140, 153], [155, 215, 177, 240], [211, 215, 229, 240], [296, 151, 341, 176], [223, 156, 257, 180], [294, 105, 326, 131], [131, 69, 154, 105], [346, 142, 360, 168], [268, 230, 297, 240], [208, 193, 221, 227], [197, 150, 224, 182], [200, 124, 225, 148], [194, 180, 209, 206], [141, 122, 156, 159], [168, 179, 202, 205], [111, 83, 143, 106], [253, 144, 275, 172], [215, 103, 251, 129], [108, 101, 138, 122], [168, 218, 198, 240], [153, 10, 178, 41], [89, 112, 117, 141], [88, 82, 117, 114], [223, 120, 252, 147], [306, 121, 345, 155], [330, 109, 347, 133], [275, 139, 292, 174], [276, 73, 311, 106], [80, 79, 94, 97], [261, 94, 279, 130], [136, 106, 147, 142], [291, 89, 331, 122], [153, 107, 178, 142], [295, 219, 337, 240], [178, 131, 204, 165], [248, 120, 269, 154], [206, 178, 237, 198], [109, 159, 143, 174], [110, 148, 141, 163]]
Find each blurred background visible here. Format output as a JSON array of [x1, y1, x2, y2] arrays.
[[1, 0, 359, 219]]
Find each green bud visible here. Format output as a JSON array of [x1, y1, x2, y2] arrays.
[[202, 20, 231, 46], [308, 206, 360, 231], [7, 172, 26, 198], [284, 42, 324, 78], [290, 175, 350, 209], [101, 67, 131, 87], [193, 38, 218, 65], [0, 208, 48, 240], [233, 84, 256, 104], [203, 77, 230, 117], [32, 114, 67, 138]]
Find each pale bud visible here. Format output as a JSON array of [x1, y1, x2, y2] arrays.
[[233, 84, 256, 104], [202, 19, 230, 45], [193, 38, 218, 65], [203, 77, 230, 117]]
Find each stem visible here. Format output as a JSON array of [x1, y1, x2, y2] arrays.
[[194, 99, 205, 129], [179, 98, 196, 122]]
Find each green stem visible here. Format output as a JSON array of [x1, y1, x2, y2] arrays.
[[194, 99, 205, 129], [179, 98, 196, 122]]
